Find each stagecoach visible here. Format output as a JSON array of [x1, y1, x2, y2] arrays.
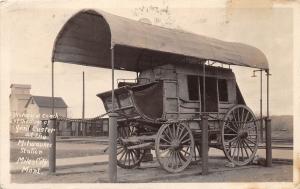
[[97, 62, 261, 173], [52, 9, 270, 173]]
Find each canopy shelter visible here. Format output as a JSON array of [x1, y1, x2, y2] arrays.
[[52, 9, 268, 71], [51, 8, 270, 119], [50, 9, 271, 181]]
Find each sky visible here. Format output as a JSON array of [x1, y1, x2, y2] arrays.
[[1, 0, 295, 118]]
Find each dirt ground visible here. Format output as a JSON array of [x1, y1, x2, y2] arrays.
[[10, 139, 107, 162], [10, 159, 292, 183], [10, 136, 293, 183]]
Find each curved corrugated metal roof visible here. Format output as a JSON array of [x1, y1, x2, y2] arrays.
[[52, 9, 268, 70]]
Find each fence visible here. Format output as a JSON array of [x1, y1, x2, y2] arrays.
[[45, 117, 109, 137]]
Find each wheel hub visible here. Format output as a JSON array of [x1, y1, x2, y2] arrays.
[[238, 130, 248, 139], [171, 139, 181, 150]]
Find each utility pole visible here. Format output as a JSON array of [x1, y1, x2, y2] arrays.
[[82, 71, 86, 136]]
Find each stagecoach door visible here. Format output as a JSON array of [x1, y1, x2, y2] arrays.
[[187, 75, 218, 112]]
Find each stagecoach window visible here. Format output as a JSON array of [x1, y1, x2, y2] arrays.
[[187, 75, 199, 100], [218, 79, 228, 101]]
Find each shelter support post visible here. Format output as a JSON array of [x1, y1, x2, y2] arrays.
[[49, 61, 56, 173], [51, 61, 54, 115], [265, 117, 272, 167], [203, 62, 206, 112], [108, 113, 118, 182], [265, 69, 272, 167], [260, 70, 263, 142], [48, 118, 57, 173], [201, 114, 209, 175], [108, 44, 118, 182]]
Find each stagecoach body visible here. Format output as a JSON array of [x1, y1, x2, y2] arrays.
[[97, 63, 259, 172], [98, 63, 245, 123]]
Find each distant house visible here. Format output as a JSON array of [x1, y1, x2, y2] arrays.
[[24, 96, 68, 135], [25, 96, 68, 118]]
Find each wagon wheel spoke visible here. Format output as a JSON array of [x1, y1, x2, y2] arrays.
[[164, 150, 174, 168], [160, 136, 172, 144], [241, 108, 245, 127], [131, 150, 138, 163], [167, 125, 174, 140], [240, 140, 244, 161], [224, 123, 238, 134], [173, 152, 178, 169], [230, 140, 238, 157], [242, 140, 250, 158], [118, 149, 127, 160], [124, 151, 128, 164], [163, 129, 173, 142], [227, 136, 238, 144], [175, 123, 181, 139], [179, 131, 189, 142], [236, 140, 240, 161], [117, 148, 125, 155], [156, 122, 194, 173], [176, 151, 184, 165], [181, 137, 192, 144], [243, 139, 255, 153], [177, 125, 185, 140], [231, 111, 239, 130], [242, 111, 250, 128], [222, 105, 258, 166], [236, 108, 241, 128], [172, 124, 176, 140], [245, 137, 256, 145], [159, 144, 172, 147], [130, 151, 136, 165], [116, 122, 145, 169], [224, 133, 238, 136], [235, 108, 242, 129]]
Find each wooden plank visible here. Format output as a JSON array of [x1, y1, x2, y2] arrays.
[[218, 103, 234, 109], [121, 135, 156, 143], [175, 64, 236, 80], [164, 82, 177, 98]]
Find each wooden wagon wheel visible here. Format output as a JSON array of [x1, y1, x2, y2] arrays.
[[155, 122, 194, 173], [117, 122, 145, 169], [222, 105, 258, 166]]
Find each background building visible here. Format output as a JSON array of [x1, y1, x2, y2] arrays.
[[9, 84, 31, 116], [9, 84, 68, 136], [25, 95, 68, 118], [9, 84, 108, 137]]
